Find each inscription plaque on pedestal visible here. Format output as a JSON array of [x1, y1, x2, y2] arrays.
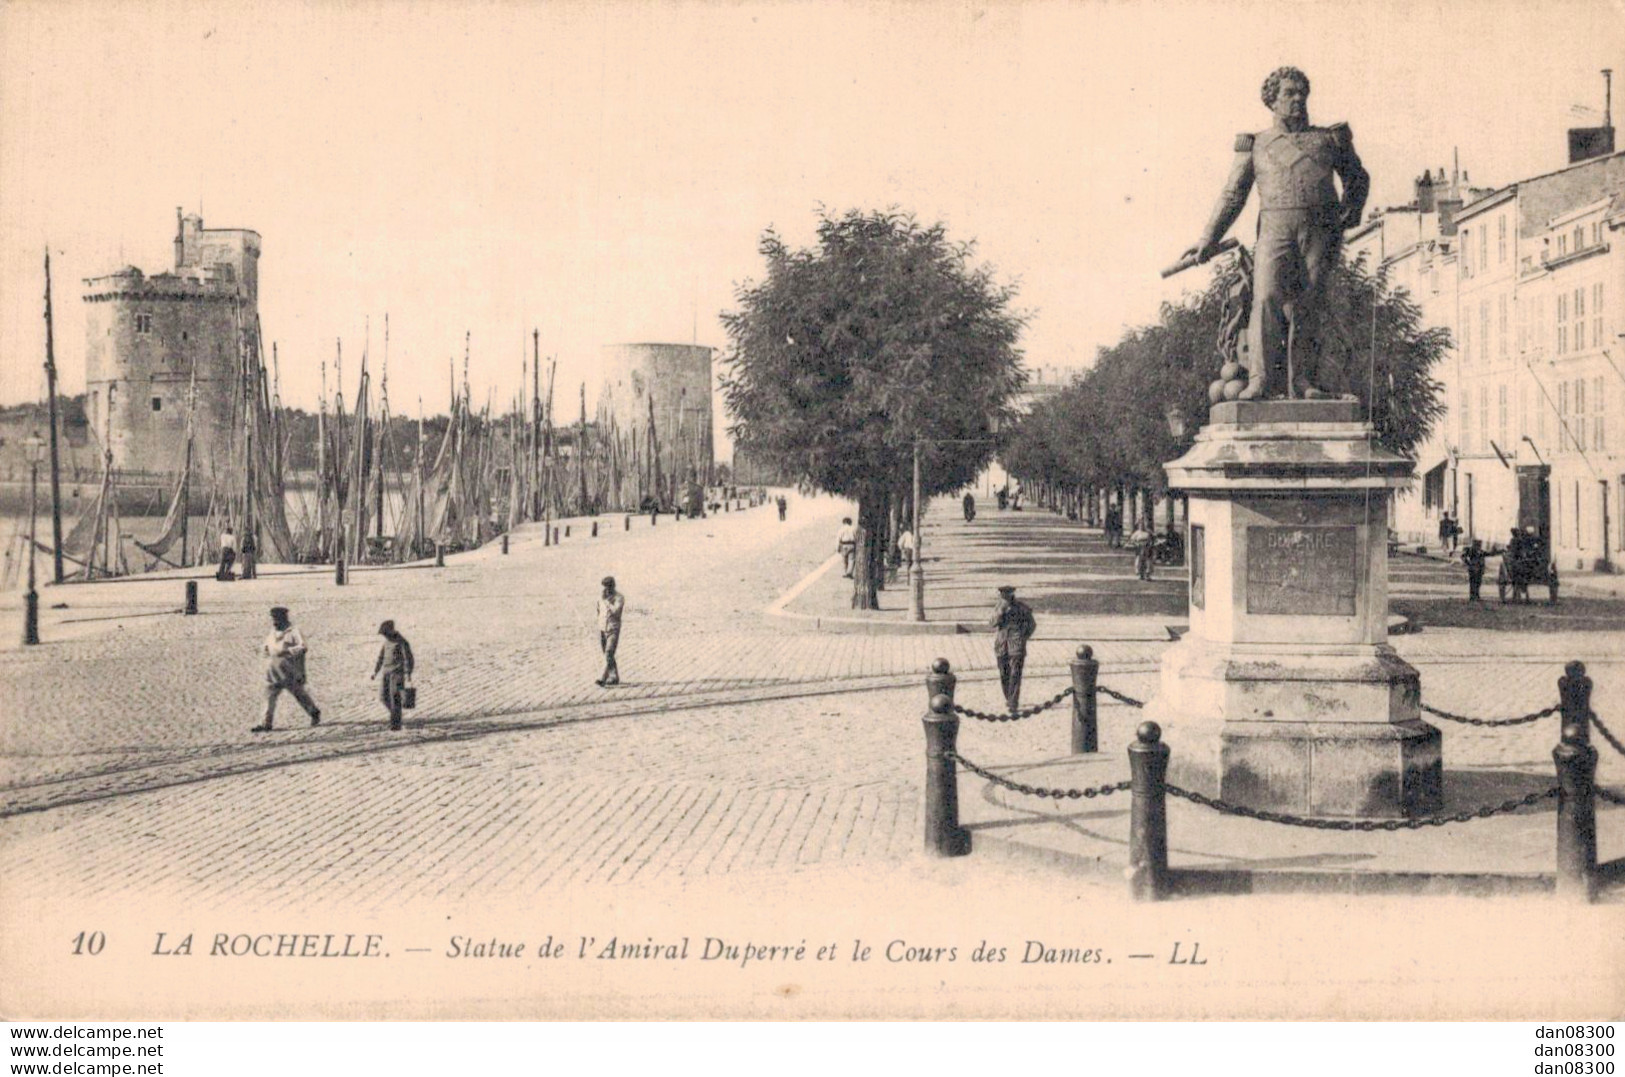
[[1245, 525, 1357, 615]]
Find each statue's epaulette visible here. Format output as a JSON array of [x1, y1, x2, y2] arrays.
[[1234, 132, 1255, 152], [1328, 121, 1353, 146]]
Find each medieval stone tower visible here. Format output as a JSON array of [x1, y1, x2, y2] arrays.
[[82, 209, 261, 478]]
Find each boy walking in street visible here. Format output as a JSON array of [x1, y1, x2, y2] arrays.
[[252, 606, 321, 732], [372, 620, 415, 730], [596, 576, 625, 687], [989, 585, 1037, 713]]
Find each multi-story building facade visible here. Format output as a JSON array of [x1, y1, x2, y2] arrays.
[[1352, 151, 1624, 571]]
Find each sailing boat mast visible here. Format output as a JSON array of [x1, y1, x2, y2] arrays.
[[43, 248, 65, 583]]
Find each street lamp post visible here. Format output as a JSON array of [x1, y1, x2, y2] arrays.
[[23, 431, 45, 645], [910, 440, 924, 622]]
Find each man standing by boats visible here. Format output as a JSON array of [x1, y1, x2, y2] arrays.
[[252, 606, 321, 732], [217, 524, 237, 581]]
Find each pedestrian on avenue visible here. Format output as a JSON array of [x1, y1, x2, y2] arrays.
[[1461, 539, 1486, 602], [252, 606, 321, 732], [989, 585, 1037, 713], [595, 576, 625, 687], [962, 492, 976, 523], [777, 495, 787, 522], [1438, 513, 1453, 555], [371, 620, 415, 731], [897, 526, 916, 573], [836, 517, 857, 578], [1130, 523, 1155, 580], [217, 524, 237, 581]]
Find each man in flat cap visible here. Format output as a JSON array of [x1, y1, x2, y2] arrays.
[[989, 585, 1037, 713], [1182, 66, 1369, 399], [596, 576, 625, 687], [252, 606, 321, 732], [372, 619, 415, 731]]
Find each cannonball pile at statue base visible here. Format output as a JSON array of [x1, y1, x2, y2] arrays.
[[1145, 397, 1442, 819]]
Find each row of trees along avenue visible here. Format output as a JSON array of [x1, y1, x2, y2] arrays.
[[723, 209, 1027, 609], [999, 255, 1450, 531]]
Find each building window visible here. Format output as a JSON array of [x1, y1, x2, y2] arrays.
[[135, 313, 152, 334], [1460, 390, 1472, 452], [1557, 293, 1568, 356], [1479, 300, 1490, 363], [1574, 225, 1586, 251], [1594, 282, 1605, 353], [1479, 226, 1488, 271], [1575, 480, 1583, 550], [1575, 377, 1587, 452], [1498, 384, 1508, 448], [1478, 385, 1489, 450], [1559, 381, 1570, 449], [1463, 314, 1473, 363], [1596, 376, 1608, 452], [1559, 234, 1568, 257], [151, 397, 162, 412], [1498, 215, 1507, 264], [1498, 295, 1508, 357]]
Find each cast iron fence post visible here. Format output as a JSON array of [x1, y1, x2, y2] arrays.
[[435, 544, 445, 567], [335, 556, 348, 585], [1554, 661, 1597, 903], [502, 533, 510, 555], [923, 658, 970, 857], [1071, 644, 1099, 754], [1129, 721, 1170, 901], [184, 580, 198, 615]]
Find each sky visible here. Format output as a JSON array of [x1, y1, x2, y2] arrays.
[[3, 0, 1624, 453]]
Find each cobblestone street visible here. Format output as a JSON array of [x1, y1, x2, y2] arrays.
[[2, 493, 1623, 911]]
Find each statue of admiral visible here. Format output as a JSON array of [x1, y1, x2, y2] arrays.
[[1181, 66, 1370, 400]]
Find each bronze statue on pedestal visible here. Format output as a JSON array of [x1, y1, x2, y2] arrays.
[[1172, 66, 1370, 402]]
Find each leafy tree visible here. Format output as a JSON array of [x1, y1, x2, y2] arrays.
[[1005, 254, 1447, 520], [722, 208, 1027, 608]]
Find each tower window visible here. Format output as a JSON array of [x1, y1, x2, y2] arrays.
[[135, 313, 153, 334], [151, 397, 162, 412]]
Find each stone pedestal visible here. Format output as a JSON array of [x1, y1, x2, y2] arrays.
[[1146, 399, 1442, 818]]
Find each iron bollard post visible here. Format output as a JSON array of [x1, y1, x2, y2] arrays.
[[650, 511, 657, 527], [184, 580, 198, 615], [624, 515, 631, 531], [1070, 644, 1099, 754], [592, 521, 599, 538], [1128, 722, 1170, 901], [435, 544, 445, 567], [564, 525, 570, 538], [501, 533, 509, 555], [23, 589, 39, 646], [1554, 661, 1597, 903], [1559, 660, 1592, 747], [725, 501, 730, 512], [552, 527, 560, 544], [335, 557, 348, 585], [923, 659, 970, 857]]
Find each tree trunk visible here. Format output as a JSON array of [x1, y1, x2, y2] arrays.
[[852, 492, 884, 610]]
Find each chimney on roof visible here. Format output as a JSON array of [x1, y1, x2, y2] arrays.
[[1415, 170, 1436, 213], [1569, 69, 1616, 164]]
